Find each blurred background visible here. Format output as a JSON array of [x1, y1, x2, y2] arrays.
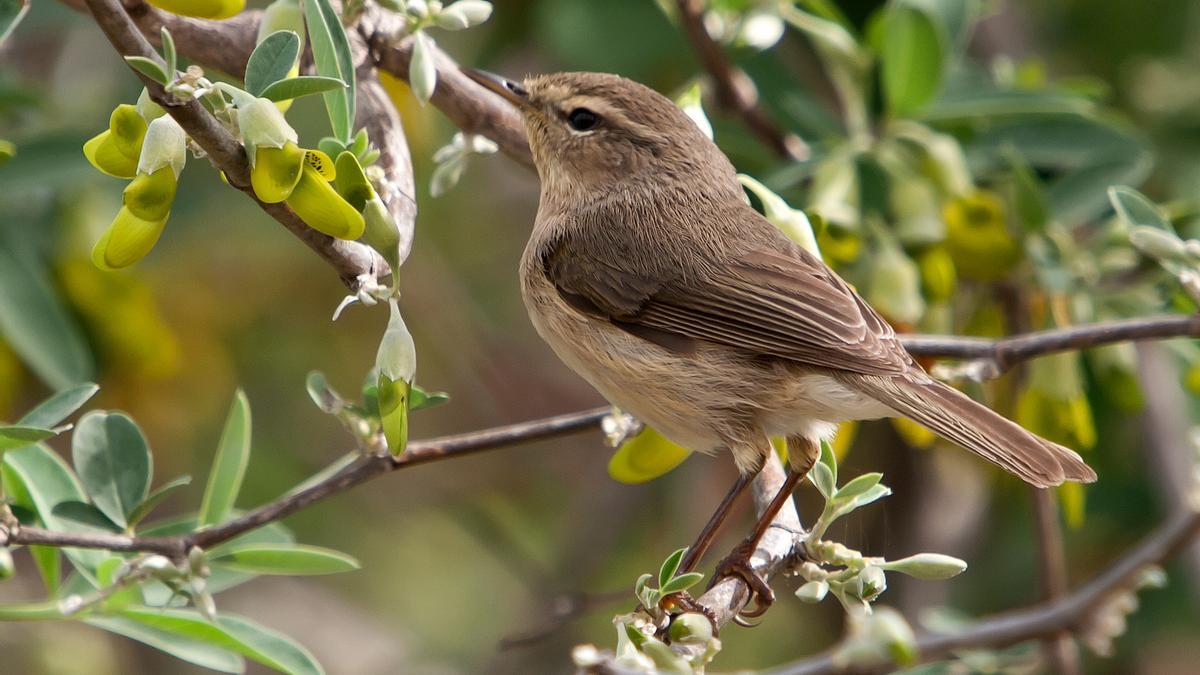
[[2, 0, 1200, 672]]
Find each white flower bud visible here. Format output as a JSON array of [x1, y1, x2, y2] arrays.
[[882, 553, 968, 580], [137, 116, 187, 178]]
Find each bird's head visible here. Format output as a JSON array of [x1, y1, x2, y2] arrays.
[[465, 70, 738, 202]]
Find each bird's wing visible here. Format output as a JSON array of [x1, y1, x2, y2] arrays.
[[542, 235, 913, 376]]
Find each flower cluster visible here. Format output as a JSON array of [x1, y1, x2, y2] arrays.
[[83, 92, 187, 270]]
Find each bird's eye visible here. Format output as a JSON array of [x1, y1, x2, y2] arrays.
[[567, 108, 600, 131]]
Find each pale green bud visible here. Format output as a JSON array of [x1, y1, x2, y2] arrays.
[[739, 174, 821, 258], [433, 0, 492, 30], [796, 580, 828, 603], [881, 553, 967, 580], [136, 88, 166, 122], [409, 30, 438, 103]]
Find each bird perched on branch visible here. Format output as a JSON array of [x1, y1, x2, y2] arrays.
[[466, 69, 1096, 621]]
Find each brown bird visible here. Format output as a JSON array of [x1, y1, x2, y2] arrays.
[[466, 69, 1096, 618]]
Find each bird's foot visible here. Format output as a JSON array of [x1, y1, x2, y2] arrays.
[[659, 591, 719, 636], [711, 539, 774, 626]]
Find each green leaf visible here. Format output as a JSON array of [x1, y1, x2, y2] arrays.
[[161, 27, 177, 76], [71, 411, 152, 529], [0, 0, 29, 45], [410, 384, 449, 411], [96, 556, 141, 609], [200, 390, 252, 527], [122, 607, 325, 675], [849, 483, 891, 509], [260, 75, 345, 102], [51, 501, 122, 533], [245, 31, 301, 96], [29, 545, 60, 594], [305, 370, 343, 414], [879, 3, 945, 116], [818, 439, 837, 484], [211, 544, 360, 576], [810, 461, 836, 500], [0, 425, 55, 452], [127, 475, 192, 528], [657, 547, 686, 590], [1109, 186, 1173, 233], [303, 0, 355, 142], [124, 56, 169, 85], [659, 571, 703, 596], [833, 472, 882, 503], [18, 383, 99, 429], [2, 444, 104, 577], [0, 247, 93, 389], [88, 616, 245, 673]]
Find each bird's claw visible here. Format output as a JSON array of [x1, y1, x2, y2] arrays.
[[711, 540, 775, 626]]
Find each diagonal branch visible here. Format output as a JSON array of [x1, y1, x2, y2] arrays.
[[674, 0, 808, 161]]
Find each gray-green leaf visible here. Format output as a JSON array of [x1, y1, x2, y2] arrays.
[[124, 56, 169, 85], [260, 75, 346, 103], [72, 411, 153, 529], [199, 390, 252, 527], [18, 382, 99, 429], [245, 30, 301, 96], [122, 607, 324, 675], [0, 425, 55, 452], [303, 0, 355, 142], [211, 544, 361, 576], [128, 475, 192, 528]]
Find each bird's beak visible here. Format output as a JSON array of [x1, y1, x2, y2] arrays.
[[463, 68, 532, 110]]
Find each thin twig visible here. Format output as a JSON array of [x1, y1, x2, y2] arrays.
[[771, 506, 1200, 675], [1, 407, 611, 558], [674, 0, 808, 160], [901, 314, 1200, 374]]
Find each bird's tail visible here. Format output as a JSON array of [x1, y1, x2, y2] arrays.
[[849, 375, 1096, 488]]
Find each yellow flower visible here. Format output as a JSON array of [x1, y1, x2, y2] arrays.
[[285, 152, 364, 240], [944, 190, 1021, 281], [92, 117, 186, 270], [92, 207, 169, 271], [123, 167, 177, 221], [144, 0, 244, 20], [251, 142, 308, 203], [83, 104, 147, 179]]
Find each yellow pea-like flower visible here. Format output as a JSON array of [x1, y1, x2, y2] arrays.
[[944, 190, 1022, 281], [83, 105, 147, 179], [286, 159, 365, 240], [92, 206, 170, 270], [251, 142, 307, 203], [144, 0, 244, 20], [123, 167, 178, 221]]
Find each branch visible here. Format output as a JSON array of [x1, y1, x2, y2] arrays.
[[674, 0, 808, 161], [0, 407, 611, 558], [900, 314, 1200, 376], [77, 0, 388, 289], [369, 30, 534, 167], [774, 506, 1200, 675]]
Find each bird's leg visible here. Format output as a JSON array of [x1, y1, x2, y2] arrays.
[[711, 436, 819, 625], [661, 471, 754, 629], [677, 471, 754, 575]]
